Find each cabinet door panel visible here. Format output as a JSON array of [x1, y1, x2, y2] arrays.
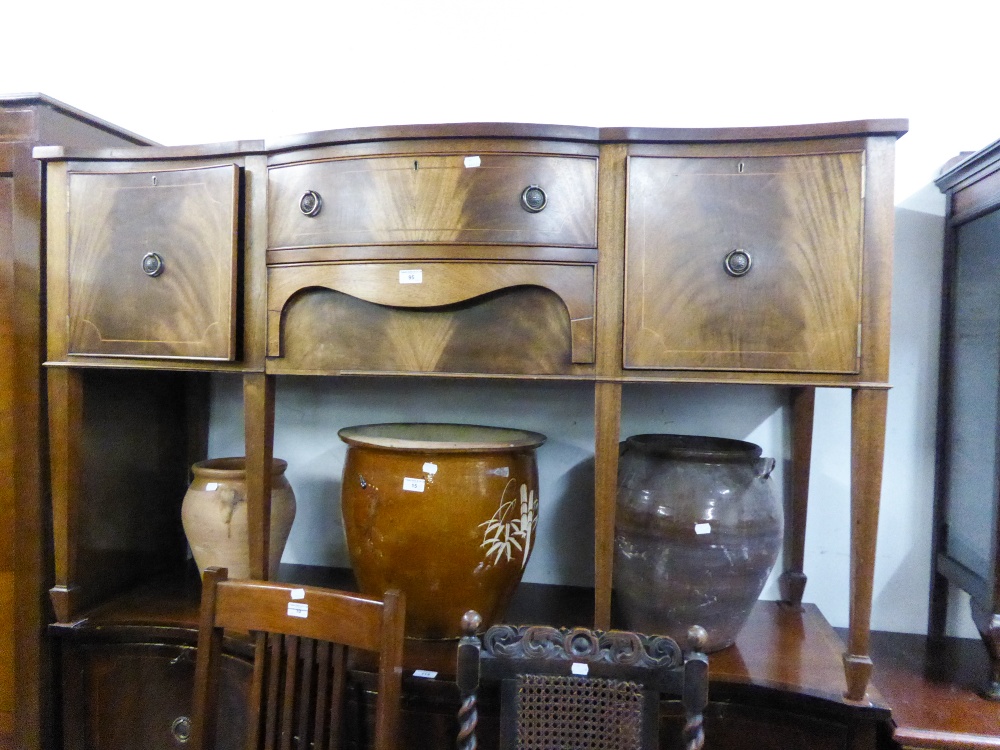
[[66, 165, 239, 360], [62, 641, 250, 750], [624, 152, 864, 373], [267, 153, 597, 251]]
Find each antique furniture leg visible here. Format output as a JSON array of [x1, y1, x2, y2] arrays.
[[780, 386, 815, 605], [926, 530, 950, 639], [843, 387, 888, 702], [243, 373, 275, 580], [47, 367, 83, 623], [594, 380, 623, 630], [971, 599, 1000, 699]]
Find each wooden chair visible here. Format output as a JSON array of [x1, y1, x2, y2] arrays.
[[456, 611, 709, 750], [189, 567, 405, 750]]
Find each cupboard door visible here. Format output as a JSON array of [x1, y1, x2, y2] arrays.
[[61, 641, 250, 750], [624, 152, 864, 373], [66, 165, 239, 360], [267, 153, 597, 251]]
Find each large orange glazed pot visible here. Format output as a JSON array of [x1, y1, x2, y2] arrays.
[[339, 423, 545, 639]]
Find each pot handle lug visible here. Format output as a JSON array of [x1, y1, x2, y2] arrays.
[[755, 457, 776, 479]]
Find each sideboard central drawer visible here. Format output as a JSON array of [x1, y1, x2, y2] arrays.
[[266, 153, 597, 252]]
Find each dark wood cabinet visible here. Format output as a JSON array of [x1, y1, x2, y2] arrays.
[[58, 632, 252, 750], [0, 94, 152, 750], [931, 138, 1000, 700], [36, 119, 906, 747]]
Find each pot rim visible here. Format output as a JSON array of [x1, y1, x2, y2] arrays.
[[623, 433, 763, 461], [191, 457, 289, 476], [338, 423, 546, 452]]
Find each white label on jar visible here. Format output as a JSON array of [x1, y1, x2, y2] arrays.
[[422, 462, 438, 475], [205, 482, 218, 491], [287, 602, 309, 618], [571, 662, 589, 676], [399, 269, 422, 284], [403, 477, 426, 492], [464, 155, 481, 168], [289, 588, 306, 600], [695, 522, 712, 535], [413, 669, 438, 679]]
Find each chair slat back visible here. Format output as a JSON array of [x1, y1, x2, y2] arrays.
[[191, 567, 404, 750]]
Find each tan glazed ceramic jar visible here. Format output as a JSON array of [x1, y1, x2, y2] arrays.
[[181, 457, 296, 579], [339, 423, 546, 639]]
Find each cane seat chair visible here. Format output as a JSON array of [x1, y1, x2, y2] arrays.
[[456, 611, 709, 750], [189, 567, 405, 750]]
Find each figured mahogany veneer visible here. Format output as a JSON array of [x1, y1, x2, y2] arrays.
[[267, 152, 598, 251], [65, 165, 239, 360], [267, 261, 596, 371], [624, 148, 865, 373]]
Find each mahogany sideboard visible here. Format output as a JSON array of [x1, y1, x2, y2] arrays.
[[34, 119, 906, 747], [0, 94, 151, 750]]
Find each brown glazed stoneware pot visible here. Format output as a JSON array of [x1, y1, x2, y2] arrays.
[[613, 434, 782, 652], [339, 423, 545, 639], [181, 457, 296, 579]]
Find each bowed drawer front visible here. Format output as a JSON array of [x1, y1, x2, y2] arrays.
[[65, 165, 240, 360], [266, 153, 598, 252], [623, 150, 865, 373]]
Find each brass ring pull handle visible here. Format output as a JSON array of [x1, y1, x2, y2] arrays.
[[299, 190, 323, 217], [724, 249, 752, 277], [141, 252, 165, 277], [520, 185, 547, 213], [171, 716, 191, 743]]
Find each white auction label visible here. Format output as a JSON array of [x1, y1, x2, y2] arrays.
[[464, 155, 481, 168], [571, 662, 589, 676], [399, 269, 422, 284], [422, 462, 438, 475], [289, 588, 306, 600], [694, 522, 712, 535], [205, 482, 218, 491], [403, 477, 426, 493], [287, 602, 309, 618], [413, 669, 438, 679]]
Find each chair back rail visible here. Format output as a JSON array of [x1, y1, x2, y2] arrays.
[[456, 610, 708, 750], [190, 566, 404, 750]]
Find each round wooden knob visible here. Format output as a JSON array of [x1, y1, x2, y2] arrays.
[[461, 610, 483, 636], [687, 625, 709, 652]]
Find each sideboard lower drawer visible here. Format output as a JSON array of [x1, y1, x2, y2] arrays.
[[266, 261, 596, 374], [267, 153, 598, 252]]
